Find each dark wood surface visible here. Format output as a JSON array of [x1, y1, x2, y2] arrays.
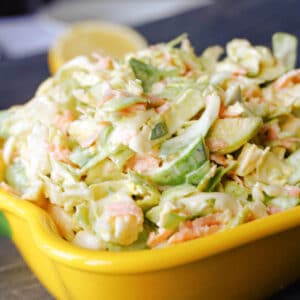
[[0, 239, 53, 299], [1, 0, 300, 299]]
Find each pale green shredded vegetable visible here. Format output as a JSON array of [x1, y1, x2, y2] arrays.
[[1, 33, 299, 251]]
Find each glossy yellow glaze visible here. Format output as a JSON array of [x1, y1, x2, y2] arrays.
[[1, 188, 300, 300]]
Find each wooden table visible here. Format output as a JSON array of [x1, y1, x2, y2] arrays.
[[1, 0, 300, 299], [0, 239, 52, 299]]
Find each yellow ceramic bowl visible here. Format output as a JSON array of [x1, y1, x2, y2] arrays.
[[1, 188, 300, 300]]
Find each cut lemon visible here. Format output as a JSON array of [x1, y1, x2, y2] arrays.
[[48, 21, 148, 74]]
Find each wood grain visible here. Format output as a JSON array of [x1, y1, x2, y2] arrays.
[[0, 238, 53, 300]]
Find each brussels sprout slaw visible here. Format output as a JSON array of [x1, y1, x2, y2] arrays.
[[0, 33, 299, 251]]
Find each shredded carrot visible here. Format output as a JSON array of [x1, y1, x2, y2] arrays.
[[180, 62, 192, 76], [244, 85, 262, 99], [218, 102, 226, 118], [259, 123, 280, 141], [168, 214, 222, 244], [125, 153, 161, 173], [155, 102, 170, 114], [210, 153, 228, 166], [267, 206, 282, 215], [219, 108, 242, 118], [48, 142, 73, 165], [245, 211, 256, 222], [120, 103, 147, 115], [98, 89, 121, 106], [106, 202, 143, 222], [147, 229, 173, 248], [146, 94, 166, 107], [55, 110, 75, 134], [92, 53, 113, 71], [229, 174, 244, 185], [274, 69, 300, 89], [206, 138, 228, 152], [284, 185, 300, 197], [233, 68, 247, 76]]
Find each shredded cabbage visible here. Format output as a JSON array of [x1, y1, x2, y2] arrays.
[[0, 32, 299, 250]]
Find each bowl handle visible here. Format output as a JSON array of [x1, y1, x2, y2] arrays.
[[0, 189, 32, 238]]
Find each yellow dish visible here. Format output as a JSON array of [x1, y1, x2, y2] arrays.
[[1, 187, 300, 300]]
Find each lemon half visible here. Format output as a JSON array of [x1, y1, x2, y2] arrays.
[[48, 21, 148, 74]]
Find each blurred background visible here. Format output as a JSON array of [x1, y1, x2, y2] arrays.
[[0, 0, 211, 61]]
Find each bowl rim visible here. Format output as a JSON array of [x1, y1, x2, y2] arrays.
[[1, 188, 300, 274]]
